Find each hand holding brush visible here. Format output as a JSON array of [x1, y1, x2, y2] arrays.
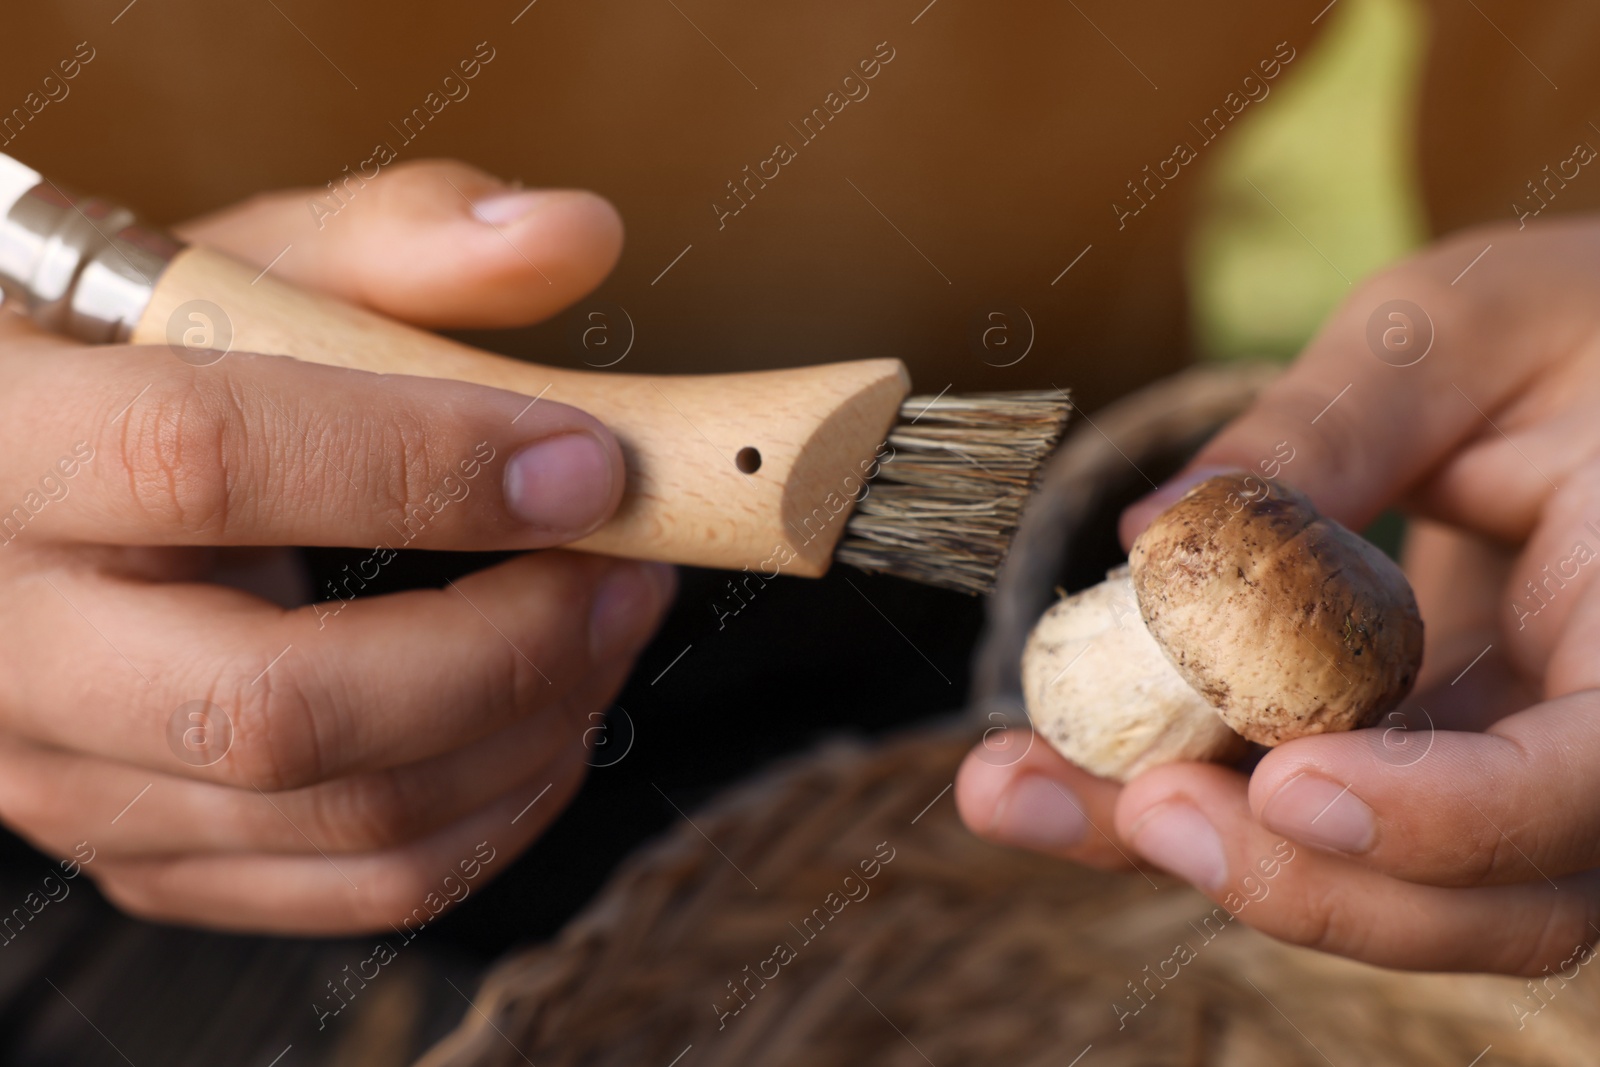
[[0, 155, 1066, 933], [0, 152, 1069, 596]]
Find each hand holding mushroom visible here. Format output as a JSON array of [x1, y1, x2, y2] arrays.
[[1023, 473, 1423, 781], [957, 217, 1600, 978]]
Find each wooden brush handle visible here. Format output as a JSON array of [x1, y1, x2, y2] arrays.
[[129, 246, 911, 575]]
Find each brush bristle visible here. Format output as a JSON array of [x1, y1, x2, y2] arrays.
[[834, 389, 1072, 595]]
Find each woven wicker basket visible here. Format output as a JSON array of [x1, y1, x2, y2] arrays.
[[417, 364, 1599, 1066]]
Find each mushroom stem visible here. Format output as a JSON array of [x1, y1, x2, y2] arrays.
[[1022, 567, 1247, 782]]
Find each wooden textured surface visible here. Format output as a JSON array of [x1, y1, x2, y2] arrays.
[[419, 725, 1600, 1067], [131, 246, 911, 574]]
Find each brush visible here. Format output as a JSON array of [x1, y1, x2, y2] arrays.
[[835, 391, 1074, 593], [0, 154, 1070, 594]]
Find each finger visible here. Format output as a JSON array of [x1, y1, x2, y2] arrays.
[[1501, 460, 1600, 692], [0, 345, 623, 548], [1394, 519, 1534, 732], [956, 731, 1139, 871], [0, 658, 624, 857], [0, 304, 70, 343], [6, 552, 674, 790], [1117, 761, 1600, 974], [1247, 688, 1600, 888], [173, 159, 623, 329], [1117, 220, 1600, 547], [1409, 340, 1600, 541], [90, 739, 590, 936], [1400, 517, 1516, 693]]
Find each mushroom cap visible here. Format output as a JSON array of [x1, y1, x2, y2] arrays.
[[1129, 473, 1423, 745]]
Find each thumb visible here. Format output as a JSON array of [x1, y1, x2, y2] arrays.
[[172, 159, 624, 329], [1118, 224, 1556, 549]]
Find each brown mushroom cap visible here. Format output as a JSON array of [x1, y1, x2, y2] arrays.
[[1128, 473, 1423, 746]]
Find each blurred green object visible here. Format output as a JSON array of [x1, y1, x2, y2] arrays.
[[1363, 508, 1408, 560], [1189, 0, 1430, 362]]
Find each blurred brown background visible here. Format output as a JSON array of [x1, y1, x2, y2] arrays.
[[3, 0, 1594, 412]]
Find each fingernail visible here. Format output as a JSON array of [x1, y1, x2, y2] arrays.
[[503, 433, 615, 535], [589, 561, 674, 660], [1260, 773, 1375, 854], [1119, 466, 1242, 546], [987, 775, 1089, 852], [1130, 801, 1228, 891], [472, 189, 553, 227]]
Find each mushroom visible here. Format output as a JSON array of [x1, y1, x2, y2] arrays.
[[1022, 473, 1423, 781]]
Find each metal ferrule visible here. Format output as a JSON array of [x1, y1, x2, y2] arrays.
[[0, 167, 182, 344]]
